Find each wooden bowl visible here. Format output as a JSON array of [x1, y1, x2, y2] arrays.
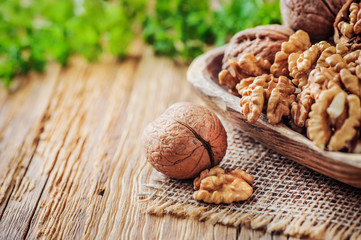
[[187, 46, 361, 188]]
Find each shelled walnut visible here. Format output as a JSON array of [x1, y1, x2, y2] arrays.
[[219, 53, 271, 94], [270, 30, 311, 78], [236, 74, 277, 123], [307, 86, 343, 150], [267, 76, 296, 124], [316, 44, 349, 69], [334, 0, 361, 50], [326, 49, 361, 96], [307, 86, 361, 151], [289, 41, 332, 89], [291, 67, 341, 127], [328, 94, 361, 150], [236, 74, 295, 125], [193, 166, 254, 204]]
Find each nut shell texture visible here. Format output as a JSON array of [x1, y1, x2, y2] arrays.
[[222, 25, 294, 70], [143, 102, 227, 179], [281, 0, 347, 42]]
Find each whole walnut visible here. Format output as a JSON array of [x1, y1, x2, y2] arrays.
[[222, 25, 294, 70], [281, 0, 347, 42], [143, 102, 227, 179]]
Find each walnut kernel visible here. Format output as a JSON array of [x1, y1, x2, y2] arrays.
[[219, 53, 271, 94], [193, 167, 254, 204], [270, 30, 311, 78]]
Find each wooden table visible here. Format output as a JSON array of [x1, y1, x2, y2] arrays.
[[0, 41, 296, 239]]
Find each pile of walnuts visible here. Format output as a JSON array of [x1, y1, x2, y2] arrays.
[[219, 0, 361, 153]]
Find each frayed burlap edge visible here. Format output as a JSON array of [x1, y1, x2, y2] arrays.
[[138, 185, 361, 240]]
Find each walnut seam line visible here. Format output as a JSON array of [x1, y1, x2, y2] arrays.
[[174, 119, 216, 167]]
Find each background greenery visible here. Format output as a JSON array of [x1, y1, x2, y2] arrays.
[[0, 0, 281, 87]]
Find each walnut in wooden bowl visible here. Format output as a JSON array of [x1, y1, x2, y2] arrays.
[[187, 45, 361, 188]]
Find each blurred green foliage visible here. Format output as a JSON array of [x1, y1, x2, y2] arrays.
[[0, 0, 281, 87], [144, 0, 281, 60], [0, 0, 138, 87]]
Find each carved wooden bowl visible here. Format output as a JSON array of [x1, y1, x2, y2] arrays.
[[187, 46, 361, 188]]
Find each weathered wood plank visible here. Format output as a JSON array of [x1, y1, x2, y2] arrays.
[[272, 234, 289, 240], [0, 64, 60, 222], [238, 226, 273, 240], [0, 58, 96, 239], [0, 42, 298, 239], [24, 57, 134, 240], [81, 48, 203, 239], [214, 224, 238, 240]]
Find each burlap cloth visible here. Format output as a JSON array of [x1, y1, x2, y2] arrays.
[[138, 126, 361, 239]]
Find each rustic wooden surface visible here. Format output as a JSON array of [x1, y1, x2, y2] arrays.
[[0, 41, 299, 240]]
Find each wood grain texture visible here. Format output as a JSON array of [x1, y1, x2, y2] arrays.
[[187, 46, 361, 188], [0, 42, 300, 239]]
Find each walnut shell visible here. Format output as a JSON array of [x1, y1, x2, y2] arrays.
[[281, 0, 347, 42], [222, 25, 294, 70], [334, 0, 361, 50], [143, 102, 227, 179]]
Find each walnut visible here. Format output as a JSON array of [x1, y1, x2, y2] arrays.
[[307, 86, 342, 150], [334, 0, 361, 50], [267, 76, 296, 124], [326, 53, 348, 72], [290, 44, 361, 129], [218, 70, 238, 93], [219, 53, 271, 94], [343, 49, 361, 63], [307, 85, 361, 151], [336, 43, 350, 56], [270, 30, 311, 78], [289, 41, 332, 89], [291, 67, 340, 127], [325, 48, 361, 96], [297, 41, 332, 71], [193, 166, 254, 204], [222, 25, 294, 71], [143, 103, 227, 179], [236, 74, 277, 123], [316, 46, 337, 69], [289, 52, 308, 89], [340, 68, 361, 95], [327, 91, 348, 130], [236, 74, 295, 125], [281, 0, 346, 42], [291, 89, 313, 128], [328, 95, 361, 151], [237, 74, 296, 125]]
